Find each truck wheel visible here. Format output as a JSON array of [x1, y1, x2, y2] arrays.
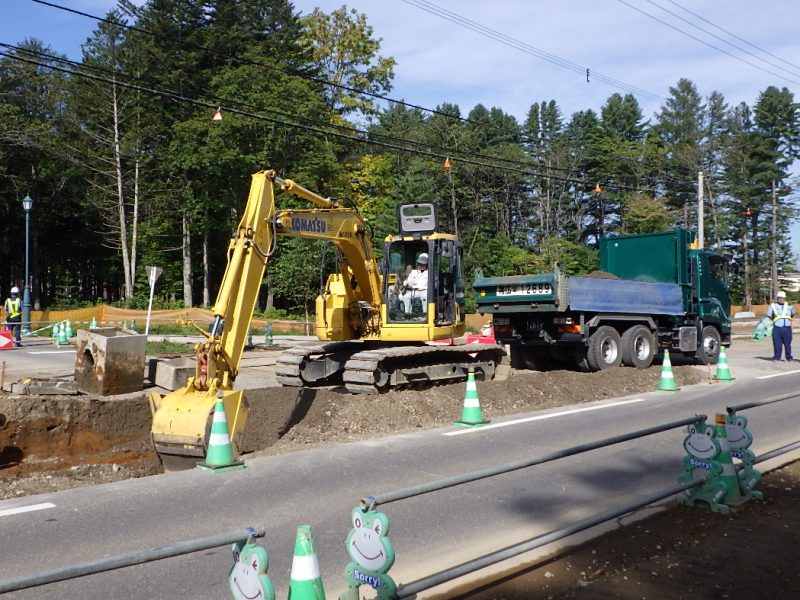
[[696, 326, 721, 365], [587, 326, 623, 371], [621, 325, 656, 368]]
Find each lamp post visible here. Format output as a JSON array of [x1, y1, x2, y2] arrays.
[[22, 194, 33, 335]]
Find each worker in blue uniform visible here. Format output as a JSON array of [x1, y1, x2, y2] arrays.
[[767, 291, 794, 361]]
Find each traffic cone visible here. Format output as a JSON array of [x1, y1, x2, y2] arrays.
[[90, 316, 97, 329], [196, 399, 245, 472], [65, 320, 73, 339], [130, 319, 137, 332], [57, 321, 68, 346], [288, 525, 326, 600], [455, 369, 490, 427], [714, 413, 744, 506], [657, 349, 679, 391], [52, 322, 60, 347], [713, 346, 735, 382]]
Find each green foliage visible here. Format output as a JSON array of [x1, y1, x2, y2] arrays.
[[146, 339, 194, 354]]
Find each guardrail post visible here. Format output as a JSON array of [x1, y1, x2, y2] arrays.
[[340, 505, 397, 600]]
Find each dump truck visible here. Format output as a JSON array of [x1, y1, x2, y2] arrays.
[[473, 229, 731, 371]]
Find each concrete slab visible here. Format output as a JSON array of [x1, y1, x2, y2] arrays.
[[74, 328, 147, 395], [154, 357, 195, 391]]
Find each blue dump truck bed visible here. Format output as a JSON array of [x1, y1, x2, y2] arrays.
[[568, 277, 684, 315]]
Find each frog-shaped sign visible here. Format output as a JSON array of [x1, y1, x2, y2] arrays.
[[229, 538, 275, 600], [724, 413, 762, 499], [340, 507, 397, 600], [678, 421, 730, 514]]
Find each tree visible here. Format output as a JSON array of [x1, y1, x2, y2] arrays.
[[299, 5, 396, 117]]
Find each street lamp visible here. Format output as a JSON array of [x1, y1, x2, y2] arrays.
[[22, 194, 33, 335]]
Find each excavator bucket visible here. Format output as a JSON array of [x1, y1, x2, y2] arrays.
[[149, 386, 249, 463]]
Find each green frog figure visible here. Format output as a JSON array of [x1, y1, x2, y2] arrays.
[[340, 507, 397, 600]]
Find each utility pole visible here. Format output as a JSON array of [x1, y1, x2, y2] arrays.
[[697, 171, 704, 249], [771, 179, 778, 298]]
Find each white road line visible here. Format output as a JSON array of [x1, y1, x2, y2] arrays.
[[28, 350, 74, 354], [757, 369, 800, 380], [0, 502, 56, 518], [444, 398, 649, 436]]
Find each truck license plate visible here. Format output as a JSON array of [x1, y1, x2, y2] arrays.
[[496, 283, 552, 296]]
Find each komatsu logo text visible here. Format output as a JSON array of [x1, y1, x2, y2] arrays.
[[290, 217, 326, 233]]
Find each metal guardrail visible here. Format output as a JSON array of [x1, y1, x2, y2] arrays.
[[0, 525, 265, 594], [728, 390, 800, 414]]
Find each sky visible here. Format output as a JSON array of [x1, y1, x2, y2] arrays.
[[2, 0, 800, 254]]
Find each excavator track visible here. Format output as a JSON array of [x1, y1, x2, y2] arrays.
[[274, 341, 365, 387], [342, 343, 506, 394], [276, 342, 506, 394]]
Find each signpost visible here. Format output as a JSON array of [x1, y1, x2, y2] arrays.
[[144, 266, 163, 335]]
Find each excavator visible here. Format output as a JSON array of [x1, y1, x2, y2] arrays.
[[149, 170, 505, 462]]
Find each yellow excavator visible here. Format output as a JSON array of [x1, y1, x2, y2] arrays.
[[149, 170, 504, 462]]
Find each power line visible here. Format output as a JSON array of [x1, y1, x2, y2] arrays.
[[664, 0, 800, 73], [5, 41, 676, 194], [617, 0, 800, 87], [399, 0, 668, 104], [30, 0, 473, 123], [646, 0, 800, 79]]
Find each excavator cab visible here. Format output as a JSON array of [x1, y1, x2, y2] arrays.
[[383, 204, 466, 328]]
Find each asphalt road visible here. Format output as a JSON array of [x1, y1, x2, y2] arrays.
[[0, 338, 799, 599]]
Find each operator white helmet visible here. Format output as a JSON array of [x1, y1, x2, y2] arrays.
[[417, 253, 429, 265], [10, 286, 19, 294], [776, 291, 786, 298]]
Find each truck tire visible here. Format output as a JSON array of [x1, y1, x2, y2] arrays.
[[621, 325, 656, 369], [696, 325, 721, 365], [587, 326, 623, 371]]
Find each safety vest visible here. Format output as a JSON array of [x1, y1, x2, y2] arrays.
[[4, 297, 20, 319], [770, 302, 793, 326]]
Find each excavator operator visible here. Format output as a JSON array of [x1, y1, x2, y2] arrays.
[[401, 253, 429, 316]]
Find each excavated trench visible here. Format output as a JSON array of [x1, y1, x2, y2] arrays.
[[1, 364, 707, 499]]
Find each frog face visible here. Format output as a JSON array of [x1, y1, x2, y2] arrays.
[[725, 415, 752, 450], [229, 541, 273, 600], [346, 508, 395, 573], [684, 423, 719, 459]]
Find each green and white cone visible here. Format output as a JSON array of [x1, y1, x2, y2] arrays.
[[52, 322, 61, 346], [57, 321, 68, 346], [657, 349, 679, 392], [713, 346, 735, 382], [714, 413, 744, 506], [196, 400, 244, 472], [288, 525, 326, 600], [455, 370, 490, 427], [90, 316, 97, 329]]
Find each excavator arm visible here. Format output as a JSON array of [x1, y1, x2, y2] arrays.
[[149, 170, 383, 463]]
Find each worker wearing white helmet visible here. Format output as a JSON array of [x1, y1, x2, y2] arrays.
[[400, 253, 429, 317], [3, 286, 22, 347], [767, 290, 794, 361]]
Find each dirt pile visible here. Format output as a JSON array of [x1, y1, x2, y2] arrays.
[[242, 365, 706, 454]]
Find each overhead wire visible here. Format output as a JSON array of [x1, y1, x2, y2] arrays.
[[645, 0, 800, 79], [30, 0, 473, 124], [399, 0, 668, 103], [28, 0, 689, 185], [4, 47, 644, 195], [663, 0, 800, 73], [617, 0, 800, 86], [4, 41, 679, 193]]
